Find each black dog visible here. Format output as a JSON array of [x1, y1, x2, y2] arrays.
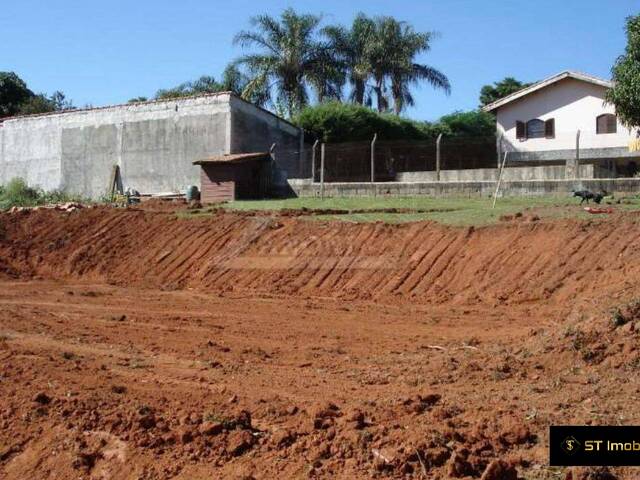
[[573, 189, 607, 205]]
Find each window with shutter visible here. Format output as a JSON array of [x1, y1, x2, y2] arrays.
[[544, 118, 555, 138], [596, 114, 617, 134], [526, 119, 545, 139], [516, 121, 525, 140]]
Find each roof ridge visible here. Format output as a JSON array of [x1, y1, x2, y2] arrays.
[[483, 71, 612, 112]]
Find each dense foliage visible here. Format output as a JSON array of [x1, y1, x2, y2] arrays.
[[0, 72, 73, 118], [606, 14, 640, 129], [294, 102, 494, 142], [479, 77, 531, 107]]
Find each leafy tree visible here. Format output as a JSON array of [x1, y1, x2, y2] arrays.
[[220, 64, 270, 107], [437, 110, 496, 137], [479, 77, 531, 107], [17, 91, 73, 115], [606, 14, 640, 128], [233, 8, 338, 118], [128, 96, 148, 103], [0, 72, 34, 117], [293, 101, 434, 142]]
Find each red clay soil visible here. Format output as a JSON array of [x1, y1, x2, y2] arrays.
[[1, 207, 640, 479]]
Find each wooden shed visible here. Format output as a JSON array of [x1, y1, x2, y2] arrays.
[[193, 152, 272, 203]]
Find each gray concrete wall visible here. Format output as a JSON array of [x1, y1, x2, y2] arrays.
[[288, 177, 640, 198], [396, 164, 595, 182], [0, 93, 302, 199], [229, 96, 302, 183]]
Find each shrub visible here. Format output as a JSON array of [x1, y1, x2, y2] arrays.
[[293, 102, 436, 143], [293, 102, 495, 143], [0, 177, 85, 209]]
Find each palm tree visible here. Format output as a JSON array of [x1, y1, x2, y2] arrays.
[[233, 8, 341, 118], [323, 13, 376, 106], [372, 17, 450, 114]]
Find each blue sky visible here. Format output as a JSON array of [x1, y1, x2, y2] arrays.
[[1, 0, 637, 121]]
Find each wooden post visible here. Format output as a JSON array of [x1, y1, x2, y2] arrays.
[[576, 129, 580, 177], [320, 143, 325, 199], [436, 133, 443, 181], [311, 139, 319, 182], [566, 130, 580, 179], [370, 133, 377, 183], [492, 152, 508, 209]]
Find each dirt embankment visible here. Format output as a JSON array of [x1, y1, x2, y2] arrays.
[[2, 208, 640, 479], [1, 207, 640, 305]]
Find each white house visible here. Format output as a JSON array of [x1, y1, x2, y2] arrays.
[[483, 71, 640, 178]]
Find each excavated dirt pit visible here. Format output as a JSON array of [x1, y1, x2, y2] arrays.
[[1, 207, 640, 479]]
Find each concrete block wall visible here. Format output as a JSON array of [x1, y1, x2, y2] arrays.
[[0, 93, 302, 199], [289, 178, 640, 198], [396, 164, 595, 183]]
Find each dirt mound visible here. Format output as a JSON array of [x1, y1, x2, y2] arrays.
[[1, 207, 639, 305]]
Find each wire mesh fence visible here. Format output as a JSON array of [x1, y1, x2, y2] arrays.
[[304, 131, 640, 183], [309, 136, 498, 182]]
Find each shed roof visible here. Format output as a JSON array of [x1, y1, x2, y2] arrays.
[[482, 71, 612, 112], [193, 152, 270, 165]]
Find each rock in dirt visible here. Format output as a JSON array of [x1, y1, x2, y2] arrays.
[[199, 421, 223, 436], [227, 430, 255, 456], [446, 451, 474, 478], [33, 392, 51, 405], [480, 459, 517, 480]]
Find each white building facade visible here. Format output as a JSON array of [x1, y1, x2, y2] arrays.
[[483, 71, 640, 177]]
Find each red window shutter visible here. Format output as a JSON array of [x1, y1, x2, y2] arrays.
[[516, 121, 525, 139], [545, 118, 555, 138]]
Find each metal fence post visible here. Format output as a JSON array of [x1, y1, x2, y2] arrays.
[[320, 142, 325, 199], [370, 133, 377, 183], [436, 133, 443, 181], [311, 139, 319, 182]]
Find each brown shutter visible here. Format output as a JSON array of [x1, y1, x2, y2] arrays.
[[516, 121, 525, 140], [545, 118, 555, 138]]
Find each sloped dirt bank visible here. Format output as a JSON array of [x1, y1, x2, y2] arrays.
[[1, 207, 640, 305]]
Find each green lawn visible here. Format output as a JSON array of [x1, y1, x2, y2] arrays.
[[211, 195, 640, 226]]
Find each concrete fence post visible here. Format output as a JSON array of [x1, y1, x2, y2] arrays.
[[370, 133, 377, 183], [436, 133, 443, 182], [320, 143, 325, 199], [496, 133, 503, 169], [311, 139, 319, 182]]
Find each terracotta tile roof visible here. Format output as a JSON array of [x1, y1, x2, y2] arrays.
[[193, 152, 270, 165]]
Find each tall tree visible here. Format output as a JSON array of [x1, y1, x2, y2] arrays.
[[323, 14, 376, 106], [606, 14, 640, 129], [233, 8, 338, 118], [379, 18, 450, 115], [479, 77, 531, 107]]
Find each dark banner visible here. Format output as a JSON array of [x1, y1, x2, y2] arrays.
[[550, 426, 640, 466]]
